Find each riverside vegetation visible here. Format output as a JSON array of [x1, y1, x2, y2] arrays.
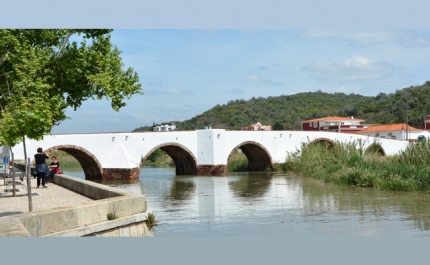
[[284, 139, 430, 192]]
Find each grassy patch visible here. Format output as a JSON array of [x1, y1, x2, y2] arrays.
[[107, 212, 118, 220], [146, 212, 159, 231], [47, 150, 81, 168], [285, 139, 430, 192], [227, 151, 248, 172], [141, 149, 174, 167]]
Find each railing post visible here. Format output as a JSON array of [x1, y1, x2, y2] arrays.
[[12, 152, 16, 197], [27, 158, 33, 212]]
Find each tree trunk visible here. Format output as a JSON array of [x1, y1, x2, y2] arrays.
[[22, 135, 27, 167]]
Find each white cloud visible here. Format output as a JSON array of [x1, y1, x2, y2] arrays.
[[228, 89, 244, 94], [245, 74, 284, 86], [142, 88, 159, 96], [301, 55, 396, 82], [252, 65, 269, 71], [164, 88, 195, 96], [298, 30, 430, 48], [251, 64, 280, 71], [246, 74, 260, 82], [149, 81, 162, 86]]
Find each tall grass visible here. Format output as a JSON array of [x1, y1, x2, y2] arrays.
[[227, 151, 248, 172], [285, 139, 430, 192], [44, 150, 81, 169], [141, 149, 174, 167]]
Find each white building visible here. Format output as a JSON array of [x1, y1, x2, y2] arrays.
[[153, 124, 177, 132], [356, 123, 428, 141], [301, 116, 368, 133], [241, 122, 272, 131]]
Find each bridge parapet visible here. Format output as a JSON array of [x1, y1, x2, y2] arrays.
[[11, 130, 410, 179]]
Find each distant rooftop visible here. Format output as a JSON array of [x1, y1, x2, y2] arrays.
[[358, 123, 423, 133], [302, 116, 365, 123]]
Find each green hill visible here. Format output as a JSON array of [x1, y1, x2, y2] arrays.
[[133, 81, 430, 132]]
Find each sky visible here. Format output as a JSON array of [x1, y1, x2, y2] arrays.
[[3, 1, 430, 134]]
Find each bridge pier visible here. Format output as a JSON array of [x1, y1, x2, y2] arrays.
[[102, 167, 140, 180], [196, 165, 227, 176]]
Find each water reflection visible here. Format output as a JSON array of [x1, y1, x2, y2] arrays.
[[63, 166, 430, 237], [95, 178, 144, 195], [166, 176, 195, 201], [228, 172, 272, 198]]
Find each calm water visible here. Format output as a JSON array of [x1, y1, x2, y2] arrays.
[[64, 167, 430, 237]]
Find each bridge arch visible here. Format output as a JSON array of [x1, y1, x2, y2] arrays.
[[310, 138, 335, 148], [141, 142, 197, 175], [43, 145, 103, 179], [365, 143, 386, 156], [228, 141, 273, 171]]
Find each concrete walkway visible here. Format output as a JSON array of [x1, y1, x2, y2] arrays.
[[0, 176, 94, 218]]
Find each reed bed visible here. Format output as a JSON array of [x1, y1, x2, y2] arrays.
[[285, 139, 430, 192], [227, 151, 249, 172], [141, 149, 174, 167], [47, 150, 82, 169]]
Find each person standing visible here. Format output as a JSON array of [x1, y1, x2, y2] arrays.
[[47, 156, 60, 182], [34, 147, 49, 188]]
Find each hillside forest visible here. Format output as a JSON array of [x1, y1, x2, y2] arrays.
[[133, 81, 430, 132]]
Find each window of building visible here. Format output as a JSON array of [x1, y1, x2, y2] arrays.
[[391, 136, 396, 139], [309, 122, 312, 127], [313, 122, 317, 127], [340, 122, 344, 125]]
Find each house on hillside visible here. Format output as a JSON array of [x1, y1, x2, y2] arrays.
[[301, 116, 368, 134], [356, 123, 428, 141], [424, 115, 430, 130], [153, 124, 176, 132], [242, 122, 272, 131]]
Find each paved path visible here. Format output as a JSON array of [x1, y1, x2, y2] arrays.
[[0, 176, 94, 218]]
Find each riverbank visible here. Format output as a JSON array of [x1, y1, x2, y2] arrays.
[[0, 173, 152, 237], [0, 177, 93, 217], [284, 139, 430, 192]]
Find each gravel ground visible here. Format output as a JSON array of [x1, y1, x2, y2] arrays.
[[0, 176, 94, 218]]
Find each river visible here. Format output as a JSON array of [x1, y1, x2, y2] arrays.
[[63, 166, 430, 237]]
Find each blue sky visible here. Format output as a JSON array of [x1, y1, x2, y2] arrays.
[[50, 29, 430, 133], [3, 1, 430, 134]]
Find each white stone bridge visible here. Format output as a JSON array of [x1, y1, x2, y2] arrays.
[[12, 129, 410, 179]]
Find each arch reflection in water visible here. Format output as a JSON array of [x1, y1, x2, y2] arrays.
[[228, 171, 273, 198], [166, 176, 196, 202]]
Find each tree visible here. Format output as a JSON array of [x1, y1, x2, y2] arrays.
[[0, 29, 142, 156], [272, 121, 284, 130]]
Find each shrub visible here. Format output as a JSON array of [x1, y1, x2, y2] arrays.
[[146, 212, 159, 231]]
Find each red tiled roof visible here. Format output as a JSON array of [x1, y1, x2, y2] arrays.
[[357, 123, 423, 133], [302, 116, 365, 123]]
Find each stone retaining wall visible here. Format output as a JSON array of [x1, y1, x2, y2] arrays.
[[103, 167, 140, 180], [196, 164, 227, 176], [0, 174, 152, 237]]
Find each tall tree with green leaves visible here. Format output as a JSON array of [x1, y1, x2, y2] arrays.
[[0, 29, 142, 161]]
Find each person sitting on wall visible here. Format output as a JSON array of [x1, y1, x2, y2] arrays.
[[47, 156, 61, 183]]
